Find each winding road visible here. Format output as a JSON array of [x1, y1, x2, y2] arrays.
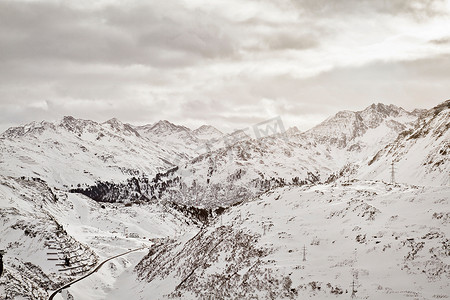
[[48, 246, 148, 300]]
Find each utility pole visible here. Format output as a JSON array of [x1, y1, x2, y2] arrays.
[[302, 245, 307, 261], [390, 161, 396, 184], [350, 270, 358, 298], [350, 278, 357, 298]]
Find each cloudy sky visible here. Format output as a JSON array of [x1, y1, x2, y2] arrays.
[[1, 0, 449, 133]]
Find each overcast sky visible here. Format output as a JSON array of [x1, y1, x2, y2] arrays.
[[1, 0, 449, 133]]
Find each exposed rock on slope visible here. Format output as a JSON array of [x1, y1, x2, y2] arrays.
[[306, 103, 418, 151]]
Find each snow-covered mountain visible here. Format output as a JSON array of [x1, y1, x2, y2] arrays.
[[0, 99, 448, 300], [0, 116, 168, 187], [134, 120, 224, 146], [109, 102, 435, 207], [360, 100, 450, 186], [158, 134, 332, 206], [193, 125, 224, 141], [0, 117, 224, 189], [55, 101, 448, 208], [135, 120, 195, 141], [305, 103, 418, 153]]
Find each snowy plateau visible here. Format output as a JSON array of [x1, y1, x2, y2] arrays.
[[0, 101, 448, 300]]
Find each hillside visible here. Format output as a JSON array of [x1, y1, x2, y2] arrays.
[[0, 175, 198, 299], [129, 181, 450, 299]]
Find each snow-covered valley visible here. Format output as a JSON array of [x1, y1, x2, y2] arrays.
[[0, 101, 448, 299], [0, 175, 198, 299]]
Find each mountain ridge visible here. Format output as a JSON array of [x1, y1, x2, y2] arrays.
[[0, 100, 447, 206]]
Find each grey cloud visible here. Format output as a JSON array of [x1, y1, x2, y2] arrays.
[[237, 17, 324, 52], [289, 54, 450, 112], [266, 32, 318, 50], [178, 54, 450, 130], [246, 30, 320, 52], [290, 0, 446, 18], [0, 1, 236, 68], [430, 37, 450, 44], [105, 4, 235, 59]]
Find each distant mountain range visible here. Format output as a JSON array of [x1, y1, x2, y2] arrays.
[[0, 100, 448, 207]]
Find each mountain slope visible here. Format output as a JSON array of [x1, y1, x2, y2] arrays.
[[131, 181, 450, 299], [305, 103, 418, 156], [360, 100, 450, 186], [0, 175, 197, 299], [0, 117, 221, 188], [0, 117, 170, 187], [72, 132, 338, 207], [135, 103, 427, 207]]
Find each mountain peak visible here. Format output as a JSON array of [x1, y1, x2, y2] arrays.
[[334, 110, 357, 118], [59, 115, 92, 126], [59, 116, 100, 136], [103, 117, 124, 129], [307, 110, 365, 147], [1, 120, 53, 138], [411, 108, 427, 117], [62, 115, 76, 123], [194, 125, 218, 132], [102, 118, 140, 137], [104, 117, 121, 124], [152, 120, 174, 128], [193, 125, 223, 140], [150, 120, 191, 134], [307, 102, 418, 148], [364, 103, 405, 115]]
